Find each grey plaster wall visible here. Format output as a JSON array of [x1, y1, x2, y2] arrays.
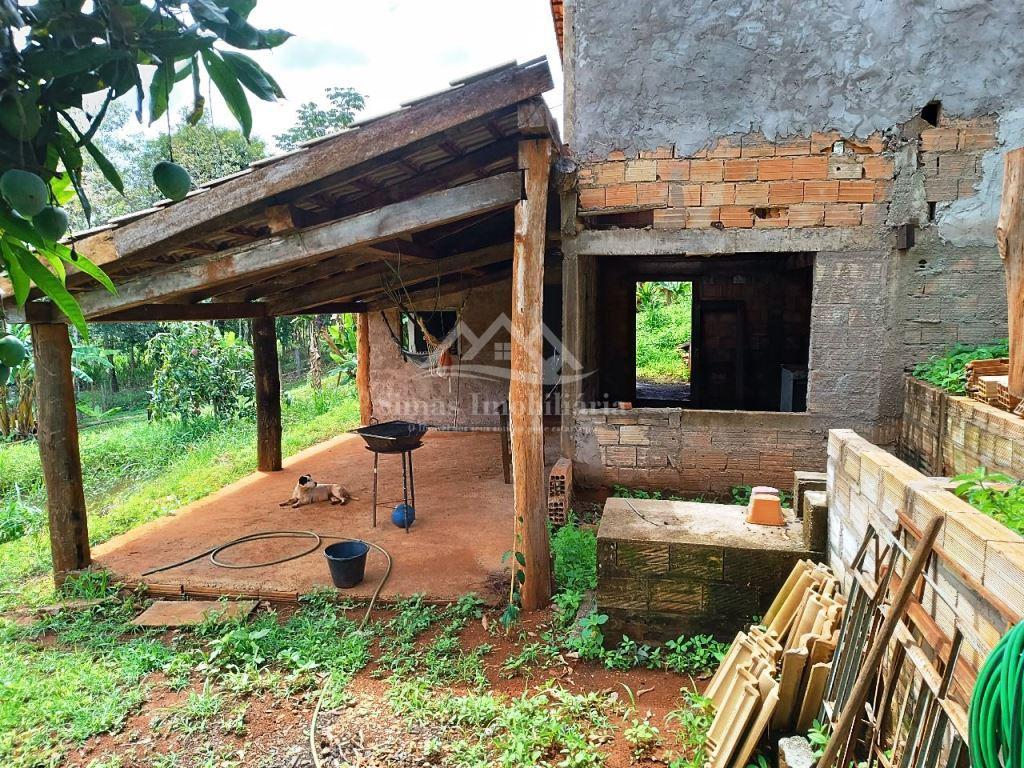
[[571, 0, 1024, 160]]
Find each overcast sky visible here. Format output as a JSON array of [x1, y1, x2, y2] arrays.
[[168, 0, 563, 150]]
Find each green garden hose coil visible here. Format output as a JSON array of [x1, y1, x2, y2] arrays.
[[970, 620, 1024, 768]]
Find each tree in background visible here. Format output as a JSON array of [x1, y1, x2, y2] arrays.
[[274, 87, 365, 151], [144, 324, 254, 421], [0, 0, 289, 334], [68, 105, 267, 230]]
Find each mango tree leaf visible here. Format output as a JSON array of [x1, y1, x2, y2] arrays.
[[38, 249, 67, 282], [15, 246, 88, 335], [188, 0, 230, 24], [0, 238, 30, 306], [82, 139, 124, 195], [64, 249, 116, 295], [221, 51, 284, 101], [148, 60, 174, 125], [201, 49, 252, 138]]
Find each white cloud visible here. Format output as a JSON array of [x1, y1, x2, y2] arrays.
[[161, 0, 563, 150]]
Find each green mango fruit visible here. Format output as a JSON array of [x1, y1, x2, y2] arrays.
[[0, 169, 49, 218], [0, 334, 28, 366], [33, 205, 69, 242], [153, 161, 192, 201], [0, 365, 10, 386]]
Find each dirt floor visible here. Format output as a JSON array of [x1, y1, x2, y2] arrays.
[[94, 431, 514, 604], [66, 608, 705, 768]]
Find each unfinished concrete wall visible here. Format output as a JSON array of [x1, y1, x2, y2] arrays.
[[561, 0, 1015, 489], [367, 280, 512, 429], [828, 429, 1022, 670], [900, 377, 1024, 479], [569, 0, 1024, 161]]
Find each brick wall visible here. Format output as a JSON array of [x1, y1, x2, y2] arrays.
[[828, 429, 1022, 669], [577, 117, 994, 232], [899, 376, 1024, 479], [572, 407, 831, 495]]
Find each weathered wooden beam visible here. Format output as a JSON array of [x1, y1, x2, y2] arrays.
[[277, 301, 366, 316], [363, 265, 513, 311], [31, 322, 90, 586], [3, 300, 274, 325], [99, 303, 270, 322], [357, 313, 372, 425], [510, 138, 552, 611], [252, 316, 283, 471], [71, 172, 522, 320], [267, 243, 513, 315], [997, 147, 1024, 398], [64, 61, 552, 270]]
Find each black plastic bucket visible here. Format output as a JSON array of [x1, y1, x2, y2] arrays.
[[324, 540, 369, 589]]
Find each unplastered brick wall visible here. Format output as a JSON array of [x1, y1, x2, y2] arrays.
[[900, 377, 1024, 479], [828, 429, 1023, 669], [572, 407, 830, 495], [919, 116, 997, 205], [576, 117, 996, 230]]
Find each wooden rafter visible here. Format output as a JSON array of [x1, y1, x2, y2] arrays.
[[266, 243, 511, 315], [12, 172, 522, 323]]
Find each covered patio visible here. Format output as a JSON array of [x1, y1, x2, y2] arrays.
[[3, 58, 563, 609], [94, 431, 512, 604]]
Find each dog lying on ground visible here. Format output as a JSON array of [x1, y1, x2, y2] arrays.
[[279, 474, 352, 508]]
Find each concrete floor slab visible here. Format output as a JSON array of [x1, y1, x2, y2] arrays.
[[95, 431, 513, 605]]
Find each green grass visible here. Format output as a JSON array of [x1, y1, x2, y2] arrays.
[[0, 382, 359, 609], [636, 291, 692, 383], [911, 339, 1009, 394]]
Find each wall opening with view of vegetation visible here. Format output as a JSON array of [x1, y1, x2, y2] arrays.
[[635, 281, 693, 404]]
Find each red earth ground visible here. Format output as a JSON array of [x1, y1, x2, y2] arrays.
[[63, 606, 709, 768]]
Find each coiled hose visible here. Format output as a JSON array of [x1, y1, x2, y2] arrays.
[[140, 530, 392, 629], [970, 620, 1024, 768]]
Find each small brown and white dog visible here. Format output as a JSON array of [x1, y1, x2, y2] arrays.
[[279, 474, 352, 508]]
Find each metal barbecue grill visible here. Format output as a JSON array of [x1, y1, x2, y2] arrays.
[[350, 420, 428, 531]]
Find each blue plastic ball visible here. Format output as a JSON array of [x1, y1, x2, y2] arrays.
[[392, 503, 416, 528]]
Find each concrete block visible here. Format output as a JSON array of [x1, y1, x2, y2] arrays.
[[802, 490, 828, 554], [792, 470, 827, 516]]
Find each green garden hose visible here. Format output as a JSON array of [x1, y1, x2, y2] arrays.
[[970, 620, 1024, 768]]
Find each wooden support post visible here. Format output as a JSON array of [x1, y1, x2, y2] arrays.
[[510, 138, 552, 611], [32, 322, 90, 585], [997, 147, 1024, 398], [252, 316, 282, 471], [357, 312, 373, 424]]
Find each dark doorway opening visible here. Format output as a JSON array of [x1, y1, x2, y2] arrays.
[[635, 281, 694, 404]]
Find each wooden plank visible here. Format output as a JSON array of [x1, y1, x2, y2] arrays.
[[357, 312, 372, 425], [31, 322, 90, 586], [132, 600, 257, 627], [63, 61, 552, 271], [510, 138, 552, 611], [269, 242, 512, 315], [818, 516, 943, 768], [997, 147, 1024, 398], [70, 172, 522, 320], [252, 316, 282, 472]]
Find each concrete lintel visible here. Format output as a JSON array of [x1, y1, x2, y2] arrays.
[[575, 225, 894, 257]]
